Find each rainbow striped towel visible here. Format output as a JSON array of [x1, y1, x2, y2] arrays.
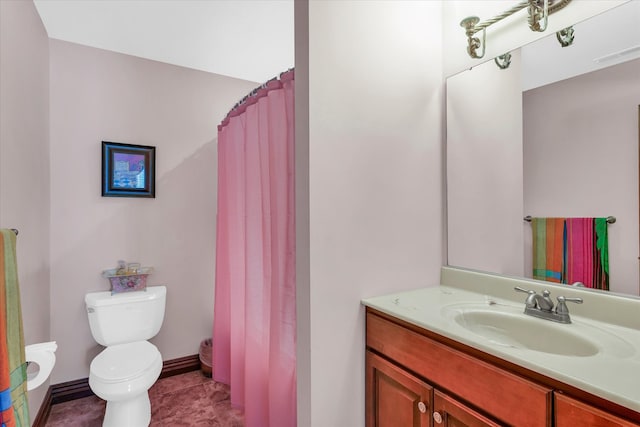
[[0, 229, 29, 427]]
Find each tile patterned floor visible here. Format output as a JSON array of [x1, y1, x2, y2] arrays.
[[45, 370, 244, 427]]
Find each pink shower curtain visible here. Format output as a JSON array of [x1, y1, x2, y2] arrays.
[[213, 70, 296, 427]]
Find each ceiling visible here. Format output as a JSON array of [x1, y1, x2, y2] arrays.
[[33, 0, 295, 83], [33, 1, 636, 87]]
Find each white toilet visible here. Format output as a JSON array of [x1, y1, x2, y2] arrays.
[[25, 341, 57, 391], [85, 286, 166, 427]]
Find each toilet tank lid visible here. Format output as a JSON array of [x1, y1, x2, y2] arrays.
[[85, 285, 166, 308]]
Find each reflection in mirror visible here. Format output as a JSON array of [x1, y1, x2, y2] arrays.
[[446, 2, 640, 296]]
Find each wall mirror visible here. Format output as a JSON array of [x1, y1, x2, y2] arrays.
[[446, 1, 640, 297]]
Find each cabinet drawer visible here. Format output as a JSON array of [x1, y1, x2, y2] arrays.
[[555, 393, 640, 427], [367, 312, 552, 427]]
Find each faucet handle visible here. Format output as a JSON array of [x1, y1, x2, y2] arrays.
[[555, 295, 583, 315], [514, 287, 537, 308], [514, 286, 535, 295], [557, 295, 583, 303]]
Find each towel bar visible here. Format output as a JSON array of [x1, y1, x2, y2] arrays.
[[523, 216, 616, 224]]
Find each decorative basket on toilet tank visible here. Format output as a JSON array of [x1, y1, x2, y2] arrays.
[[102, 264, 153, 294]]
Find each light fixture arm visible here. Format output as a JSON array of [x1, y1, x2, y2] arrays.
[[494, 52, 512, 69], [460, 0, 570, 59], [528, 0, 549, 32], [556, 26, 575, 47], [460, 16, 485, 59]]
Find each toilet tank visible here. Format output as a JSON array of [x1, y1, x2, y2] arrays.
[[85, 286, 166, 346]]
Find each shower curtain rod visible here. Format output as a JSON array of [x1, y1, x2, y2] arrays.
[[523, 216, 616, 224], [231, 67, 295, 112]]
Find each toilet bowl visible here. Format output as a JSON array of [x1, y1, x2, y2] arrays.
[[89, 341, 162, 426], [85, 286, 166, 427]]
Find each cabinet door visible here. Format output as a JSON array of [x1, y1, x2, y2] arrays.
[[555, 394, 640, 427], [432, 390, 501, 427], [366, 351, 432, 427]]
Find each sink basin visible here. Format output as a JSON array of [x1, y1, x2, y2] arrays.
[[452, 308, 599, 356]]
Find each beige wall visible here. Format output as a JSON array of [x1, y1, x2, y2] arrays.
[[47, 40, 256, 383], [0, 0, 51, 419], [297, 2, 445, 425], [293, 1, 311, 425]]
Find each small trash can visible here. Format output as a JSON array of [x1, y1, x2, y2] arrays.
[[199, 338, 213, 378]]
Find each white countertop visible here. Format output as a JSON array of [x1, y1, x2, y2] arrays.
[[363, 284, 640, 413]]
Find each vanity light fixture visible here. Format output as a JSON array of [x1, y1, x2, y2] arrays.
[[556, 26, 575, 47], [460, 0, 573, 59], [495, 52, 512, 69]]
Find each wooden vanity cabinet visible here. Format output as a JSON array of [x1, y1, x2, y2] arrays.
[[366, 308, 640, 427], [555, 394, 640, 427], [366, 351, 498, 427], [366, 309, 552, 427]]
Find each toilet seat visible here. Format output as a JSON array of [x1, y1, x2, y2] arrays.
[[91, 341, 161, 383]]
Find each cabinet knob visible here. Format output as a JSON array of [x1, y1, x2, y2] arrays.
[[418, 401, 427, 413], [433, 411, 443, 424]]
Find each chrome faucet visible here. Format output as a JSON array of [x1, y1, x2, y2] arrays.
[[514, 287, 583, 324]]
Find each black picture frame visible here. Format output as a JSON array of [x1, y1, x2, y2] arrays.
[[102, 141, 156, 198]]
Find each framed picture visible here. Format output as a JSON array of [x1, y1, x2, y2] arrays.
[[102, 141, 156, 198]]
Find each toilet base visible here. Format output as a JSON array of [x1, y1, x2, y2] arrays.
[[103, 392, 151, 427]]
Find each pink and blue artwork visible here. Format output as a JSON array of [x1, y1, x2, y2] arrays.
[[102, 141, 156, 198]]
